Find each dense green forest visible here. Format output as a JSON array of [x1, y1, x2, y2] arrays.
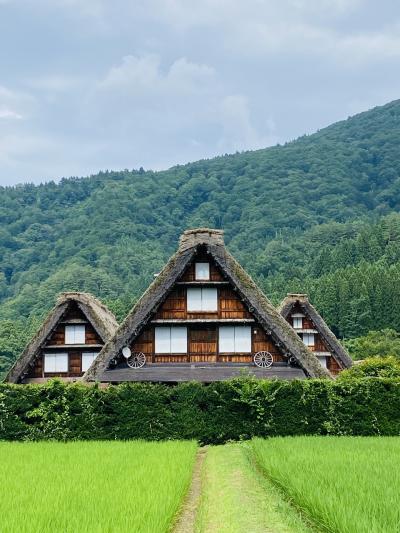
[[1, 99, 400, 376]]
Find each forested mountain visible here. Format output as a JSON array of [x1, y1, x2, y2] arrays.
[[1, 99, 400, 375]]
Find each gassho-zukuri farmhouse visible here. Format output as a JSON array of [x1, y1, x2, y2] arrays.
[[5, 228, 352, 384]]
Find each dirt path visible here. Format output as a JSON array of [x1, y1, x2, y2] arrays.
[[173, 447, 208, 533], [195, 444, 315, 533]]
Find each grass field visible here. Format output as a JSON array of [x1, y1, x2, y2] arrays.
[[252, 436, 400, 533], [2, 437, 400, 532], [0, 440, 197, 533]]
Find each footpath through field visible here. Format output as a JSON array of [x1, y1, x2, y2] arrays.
[[176, 443, 313, 533]]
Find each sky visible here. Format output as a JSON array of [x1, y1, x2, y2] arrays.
[[0, 0, 400, 185]]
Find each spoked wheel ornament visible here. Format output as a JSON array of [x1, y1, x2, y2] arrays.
[[126, 352, 146, 369], [253, 351, 273, 368]]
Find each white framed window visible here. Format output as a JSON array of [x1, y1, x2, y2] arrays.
[[187, 288, 218, 312], [65, 325, 85, 344], [219, 326, 252, 353], [195, 262, 210, 280], [81, 352, 99, 372], [155, 327, 187, 354], [302, 333, 315, 347], [44, 352, 68, 373], [293, 317, 303, 329], [317, 356, 327, 368]]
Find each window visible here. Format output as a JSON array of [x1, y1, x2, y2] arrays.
[[44, 353, 68, 373], [317, 356, 327, 368], [195, 262, 210, 280], [155, 327, 187, 353], [65, 325, 85, 344], [302, 333, 315, 346], [187, 288, 218, 312], [293, 317, 303, 329], [81, 352, 99, 372], [219, 326, 252, 353]]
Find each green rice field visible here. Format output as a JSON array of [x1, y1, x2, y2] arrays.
[[1, 437, 400, 532], [252, 436, 400, 533], [0, 440, 197, 533]]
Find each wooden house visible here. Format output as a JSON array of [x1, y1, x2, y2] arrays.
[[6, 292, 118, 384], [278, 293, 352, 375], [83, 229, 331, 383]]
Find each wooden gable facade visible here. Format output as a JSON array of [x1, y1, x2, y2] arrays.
[[130, 250, 286, 366], [84, 229, 331, 383], [5, 293, 118, 384], [279, 294, 353, 375]]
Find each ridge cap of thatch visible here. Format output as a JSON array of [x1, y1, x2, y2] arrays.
[[4, 291, 118, 384], [84, 231, 331, 381], [278, 294, 352, 369]]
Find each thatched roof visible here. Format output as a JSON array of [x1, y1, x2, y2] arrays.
[[84, 229, 331, 381], [5, 292, 118, 383], [278, 293, 353, 369]]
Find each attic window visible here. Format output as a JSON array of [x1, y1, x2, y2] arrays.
[[81, 352, 99, 372], [195, 262, 210, 280], [187, 288, 218, 312], [44, 353, 68, 373], [293, 317, 303, 329], [317, 356, 327, 368], [65, 325, 85, 344], [302, 333, 315, 347]]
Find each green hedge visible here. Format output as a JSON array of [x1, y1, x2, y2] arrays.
[[1, 378, 400, 443]]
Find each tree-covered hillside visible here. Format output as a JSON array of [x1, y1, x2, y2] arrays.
[[1, 99, 400, 374]]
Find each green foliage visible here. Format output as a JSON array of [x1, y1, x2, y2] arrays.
[[252, 436, 400, 533], [0, 440, 197, 532], [338, 356, 400, 379], [344, 329, 400, 360], [2, 100, 400, 371], [1, 378, 400, 443]]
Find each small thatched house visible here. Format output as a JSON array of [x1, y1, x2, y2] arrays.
[[83, 229, 331, 383], [6, 292, 118, 384], [278, 293, 352, 375]]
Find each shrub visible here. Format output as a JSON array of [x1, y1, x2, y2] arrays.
[[1, 377, 400, 443], [338, 356, 400, 380]]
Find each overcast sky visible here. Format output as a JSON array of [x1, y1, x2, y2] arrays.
[[0, 0, 399, 185]]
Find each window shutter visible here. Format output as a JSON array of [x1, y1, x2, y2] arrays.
[[65, 326, 74, 344], [55, 353, 69, 372], [155, 327, 171, 353], [65, 325, 86, 344], [170, 327, 187, 353], [187, 288, 202, 311], [45, 353, 68, 372], [293, 317, 303, 329], [82, 352, 99, 372], [303, 334, 315, 346], [74, 325, 85, 344], [234, 326, 251, 353], [195, 262, 210, 280], [219, 326, 235, 352], [201, 288, 218, 311], [44, 353, 56, 373]]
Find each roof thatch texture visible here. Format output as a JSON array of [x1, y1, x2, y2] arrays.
[[5, 292, 118, 383], [84, 229, 331, 381], [278, 293, 353, 369]]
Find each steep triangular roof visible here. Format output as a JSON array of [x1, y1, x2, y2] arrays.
[[278, 293, 352, 369], [5, 292, 118, 383], [84, 229, 331, 381]]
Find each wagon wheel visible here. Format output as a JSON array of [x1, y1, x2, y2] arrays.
[[253, 351, 273, 368], [126, 352, 146, 369]]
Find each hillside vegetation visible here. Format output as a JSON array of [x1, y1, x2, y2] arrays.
[[1, 99, 400, 373]]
